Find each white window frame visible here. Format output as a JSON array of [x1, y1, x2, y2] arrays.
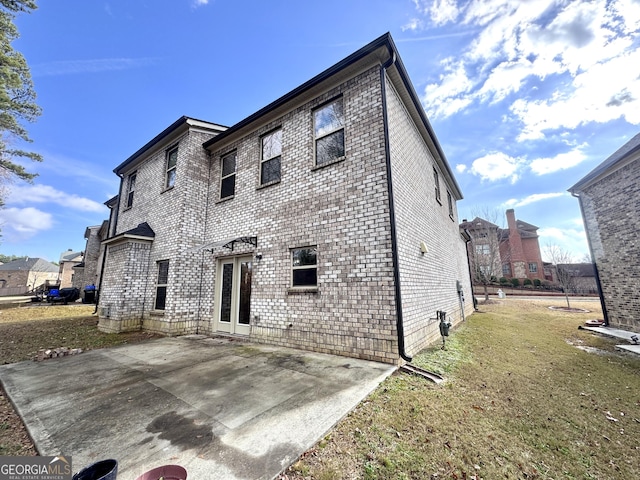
[[154, 260, 169, 310], [528, 262, 538, 273], [291, 246, 318, 288], [475, 244, 491, 255], [434, 168, 441, 203]]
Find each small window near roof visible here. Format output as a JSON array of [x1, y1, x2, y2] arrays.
[[126, 172, 136, 208], [166, 147, 178, 188], [154, 260, 169, 310], [220, 151, 236, 199], [314, 98, 345, 166], [260, 129, 282, 185], [291, 247, 317, 287], [434, 168, 441, 203], [447, 191, 454, 218]]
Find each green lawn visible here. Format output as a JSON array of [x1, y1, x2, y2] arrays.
[[284, 298, 640, 480]]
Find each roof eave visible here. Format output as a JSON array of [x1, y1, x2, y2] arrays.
[[102, 234, 155, 247], [569, 132, 640, 192], [203, 33, 394, 151], [114, 116, 227, 175], [383, 39, 464, 200]]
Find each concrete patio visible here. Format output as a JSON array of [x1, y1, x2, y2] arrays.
[[0, 335, 396, 480]]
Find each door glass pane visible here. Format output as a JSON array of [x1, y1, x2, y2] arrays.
[[238, 260, 252, 325], [220, 263, 233, 323]]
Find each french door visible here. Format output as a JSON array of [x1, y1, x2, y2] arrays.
[[215, 256, 252, 335]]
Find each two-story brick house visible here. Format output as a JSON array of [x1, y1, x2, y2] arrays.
[[500, 209, 545, 281], [97, 33, 474, 364], [569, 132, 640, 331], [71, 222, 109, 298], [460, 209, 544, 284]]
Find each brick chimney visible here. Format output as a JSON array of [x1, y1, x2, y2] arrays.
[[506, 209, 526, 278]]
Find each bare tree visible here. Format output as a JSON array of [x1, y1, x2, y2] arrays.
[[463, 207, 506, 301], [544, 243, 575, 308], [579, 252, 592, 263]]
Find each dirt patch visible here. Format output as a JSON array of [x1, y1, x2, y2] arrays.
[[0, 306, 160, 456], [548, 306, 590, 313], [0, 384, 37, 456]]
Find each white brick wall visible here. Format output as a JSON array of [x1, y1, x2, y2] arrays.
[[202, 66, 400, 363], [98, 62, 473, 363], [385, 75, 474, 356]]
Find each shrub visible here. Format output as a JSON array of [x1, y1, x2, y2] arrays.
[[499, 277, 509, 285], [533, 279, 542, 287], [510, 278, 520, 287], [523, 278, 533, 286]]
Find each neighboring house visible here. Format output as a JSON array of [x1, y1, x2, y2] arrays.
[[460, 208, 544, 283], [72, 222, 109, 291], [97, 33, 474, 365], [569, 132, 640, 331], [59, 250, 83, 288], [458, 217, 502, 287], [0, 258, 59, 295], [555, 263, 598, 295]]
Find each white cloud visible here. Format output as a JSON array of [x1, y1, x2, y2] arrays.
[[503, 192, 566, 208], [529, 148, 587, 175], [32, 58, 159, 77], [470, 152, 521, 183], [0, 207, 53, 239], [6, 184, 107, 213], [192, 0, 209, 7], [429, 0, 459, 25], [419, 0, 640, 135], [402, 18, 424, 31], [513, 47, 640, 140], [425, 59, 474, 117], [614, 0, 640, 34], [538, 226, 588, 261], [455, 163, 467, 173]]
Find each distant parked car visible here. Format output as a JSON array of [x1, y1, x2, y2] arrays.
[[47, 287, 80, 305]]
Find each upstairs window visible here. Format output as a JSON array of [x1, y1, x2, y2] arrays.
[[433, 168, 441, 203], [291, 247, 318, 287], [528, 262, 538, 273], [165, 146, 178, 189], [154, 260, 169, 310], [447, 191, 454, 219], [260, 129, 282, 185], [475, 244, 491, 255], [126, 172, 136, 208], [314, 98, 345, 166], [220, 151, 236, 199]]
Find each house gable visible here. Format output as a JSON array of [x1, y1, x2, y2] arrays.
[[97, 33, 473, 363]]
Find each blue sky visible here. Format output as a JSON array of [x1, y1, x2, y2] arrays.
[[2, 0, 639, 263]]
